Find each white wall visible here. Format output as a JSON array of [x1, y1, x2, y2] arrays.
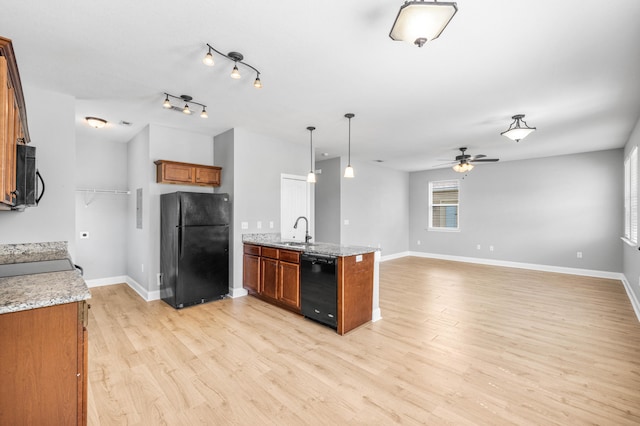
[[0, 85, 76, 257], [623, 116, 640, 310], [340, 158, 410, 256], [315, 157, 341, 244], [75, 138, 128, 279], [409, 149, 623, 273], [213, 129, 235, 290], [217, 127, 309, 292]]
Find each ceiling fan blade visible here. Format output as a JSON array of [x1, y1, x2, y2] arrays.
[[432, 162, 456, 167], [471, 158, 499, 163], [469, 154, 486, 160]]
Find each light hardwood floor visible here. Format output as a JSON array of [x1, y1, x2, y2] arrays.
[[87, 257, 640, 425]]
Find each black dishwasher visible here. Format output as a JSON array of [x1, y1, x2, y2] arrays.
[[300, 253, 338, 328]]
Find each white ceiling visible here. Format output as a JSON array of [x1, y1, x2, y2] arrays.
[[3, 0, 640, 171]]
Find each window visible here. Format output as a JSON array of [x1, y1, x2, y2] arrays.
[[624, 146, 638, 244], [429, 180, 459, 231]]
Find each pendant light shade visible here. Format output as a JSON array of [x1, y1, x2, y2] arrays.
[[306, 126, 316, 183], [501, 114, 536, 142], [452, 162, 474, 173], [389, 1, 458, 47], [344, 113, 355, 178], [230, 64, 241, 79]]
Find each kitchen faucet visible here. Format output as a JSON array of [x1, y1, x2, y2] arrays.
[[293, 216, 312, 243]]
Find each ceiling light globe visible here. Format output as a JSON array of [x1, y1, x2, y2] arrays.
[[254, 77, 262, 88], [389, 2, 458, 46], [203, 52, 215, 66], [307, 171, 316, 183], [85, 116, 107, 129], [183, 104, 191, 114], [163, 99, 172, 109], [344, 165, 355, 178], [200, 108, 208, 119], [230, 65, 241, 79], [502, 127, 535, 142]]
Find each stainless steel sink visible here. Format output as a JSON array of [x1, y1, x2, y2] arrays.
[[282, 241, 314, 247]]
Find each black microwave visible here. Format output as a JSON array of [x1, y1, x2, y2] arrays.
[[13, 144, 44, 210]]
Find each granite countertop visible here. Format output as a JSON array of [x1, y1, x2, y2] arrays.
[[0, 242, 91, 315], [242, 233, 380, 257]]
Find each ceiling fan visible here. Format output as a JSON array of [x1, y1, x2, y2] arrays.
[[437, 147, 500, 173]]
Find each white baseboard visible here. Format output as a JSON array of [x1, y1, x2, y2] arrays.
[[372, 308, 382, 322], [123, 276, 160, 301], [408, 251, 625, 280], [380, 251, 410, 262], [228, 287, 248, 298], [85, 276, 128, 288], [621, 277, 640, 322]]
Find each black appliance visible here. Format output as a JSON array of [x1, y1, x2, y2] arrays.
[[160, 191, 230, 309], [13, 144, 44, 209], [300, 253, 338, 328]]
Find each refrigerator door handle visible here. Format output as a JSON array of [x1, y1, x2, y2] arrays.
[[178, 226, 183, 259]]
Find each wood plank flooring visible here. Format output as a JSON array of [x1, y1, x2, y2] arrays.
[[87, 257, 640, 425]]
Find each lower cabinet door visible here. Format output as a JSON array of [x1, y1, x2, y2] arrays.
[[278, 261, 300, 310], [260, 257, 278, 300]]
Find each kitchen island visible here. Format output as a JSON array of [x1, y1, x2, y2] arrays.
[[0, 242, 90, 426], [242, 233, 381, 335]]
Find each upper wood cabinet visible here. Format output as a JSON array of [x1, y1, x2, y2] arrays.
[[0, 37, 30, 209], [154, 160, 221, 187]]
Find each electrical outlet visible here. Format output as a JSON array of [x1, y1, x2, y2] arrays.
[[241, 221, 248, 230], [417, 240, 421, 245], [269, 221, 274, 229], [477, 244, 481, 250], [577, 251, 583, 259], [344, 219, 350, 225], [157, 273, 162, 287], [257, 221, 262, 229], [489, 245, 494, 252]]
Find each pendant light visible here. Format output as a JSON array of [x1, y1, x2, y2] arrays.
[[501, 114, 536, 142], [306, 126, 316, 183], [344, 113, 355, 178]]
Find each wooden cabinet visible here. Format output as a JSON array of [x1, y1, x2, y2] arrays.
[[337, 253, 374, 335], [0, 301, 88, 425], [242, 244, 261, 293], [0, 37, 30, 210], [243, 244, 301, 312], [154, 160, 221, 187]]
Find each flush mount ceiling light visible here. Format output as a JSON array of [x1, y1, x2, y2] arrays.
[[162, 93, 208, 118], [85, 116, 107, 129], [202, 43, 262, 89], [501, 114, 536, 142], [389, 1, 458, 47], [344, 113, 355, 178], [306, 126, 316, 184]]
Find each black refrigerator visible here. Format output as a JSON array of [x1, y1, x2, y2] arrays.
[[160, 191, 230, 308]]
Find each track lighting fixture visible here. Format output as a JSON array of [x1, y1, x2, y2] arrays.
[[344, 113, 355, 178], [389, 1, 458, 47], [202, 43, 263, 88], [85, 116, 107, 129], [307, 126, 316, 183], [162, 93, 207, 119], [501, 114, 536, 142]]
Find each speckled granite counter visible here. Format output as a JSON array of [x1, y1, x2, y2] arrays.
[[0, 242, 90, 315], [242, 233, 380, 257]]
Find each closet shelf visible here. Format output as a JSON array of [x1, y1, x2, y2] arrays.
[[76, 188, 131, 195]]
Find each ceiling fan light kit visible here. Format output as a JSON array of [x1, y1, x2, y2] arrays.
[[501, 114, 536, 142], [162, 93, 208, 118], [389, 1, 458, 47], [449, 147, 499, 173], [203, 44, 262, 88]]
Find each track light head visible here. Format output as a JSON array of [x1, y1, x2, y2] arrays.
[[231, 64, 241, 79]]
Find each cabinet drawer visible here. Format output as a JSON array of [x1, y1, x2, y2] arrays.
[[244, 244, 261, 256], [261, 247, 279, 259], [279, 249, 300, 264]]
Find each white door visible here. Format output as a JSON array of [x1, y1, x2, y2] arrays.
[[281, 174, 312, 241]]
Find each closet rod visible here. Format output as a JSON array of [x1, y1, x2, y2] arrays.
[[76, 188, 131, 195]]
